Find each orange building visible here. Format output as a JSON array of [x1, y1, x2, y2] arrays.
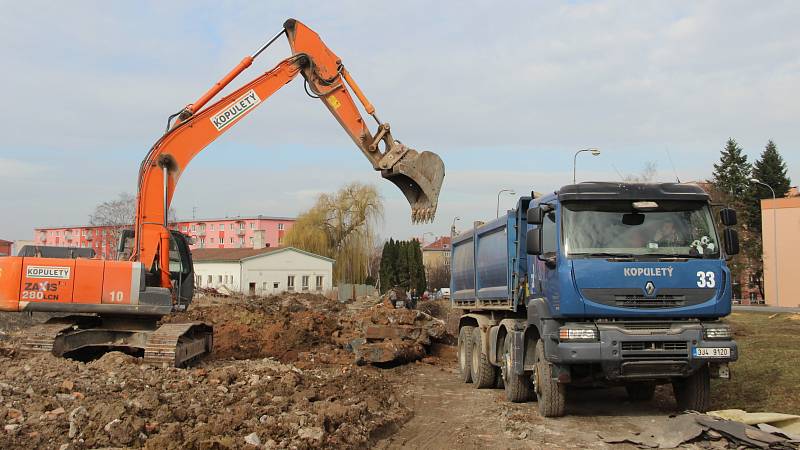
[[760, 196, 800, 308]]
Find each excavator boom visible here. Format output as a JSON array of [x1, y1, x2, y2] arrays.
[[135, 19, 444, 278]]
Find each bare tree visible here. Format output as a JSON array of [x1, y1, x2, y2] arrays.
[[283, 182, 383, 284], [88, 193, 136, 258], [426, 263, 451, 291], [623, 161, 658, 182]]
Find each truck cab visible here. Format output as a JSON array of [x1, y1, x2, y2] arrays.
[[453, 182, 740, 417]]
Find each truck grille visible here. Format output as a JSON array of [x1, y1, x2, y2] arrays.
[[621, 341, 687, 351], [614, 295, 685, 308], [620, 322, 672, 331]]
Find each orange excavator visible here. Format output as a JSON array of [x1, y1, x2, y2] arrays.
[[0, 19, 445, 366]]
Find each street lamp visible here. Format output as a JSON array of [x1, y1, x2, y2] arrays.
[[573, 148, 601, 184], [496, 189, 516, 218], [750, 178, 779, 307], [451, 216, 461, 236]]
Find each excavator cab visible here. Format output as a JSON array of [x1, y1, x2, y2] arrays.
[[167, 231, 194, 309], [120, 229, 194, 309]]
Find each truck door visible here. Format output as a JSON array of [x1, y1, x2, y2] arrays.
[[538, 208, 560, 308]]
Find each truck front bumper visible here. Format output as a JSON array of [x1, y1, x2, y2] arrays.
[[547, 321, 738, 381]]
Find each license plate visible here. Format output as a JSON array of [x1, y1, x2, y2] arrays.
[[693, 347, 730, 358]]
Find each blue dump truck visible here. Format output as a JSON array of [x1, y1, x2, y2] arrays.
[[452, 182, 740, 417]]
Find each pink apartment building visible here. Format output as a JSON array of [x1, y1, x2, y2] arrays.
[[33, 215, 295, 259]]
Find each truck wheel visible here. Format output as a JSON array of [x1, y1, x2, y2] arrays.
[[534, 339, 566, 417], [672, 366, 710, 412], [470, 327, 496, 388], [458, 326, 474, 383], [625, 382, 656, 402], [501, 333, 533, 402]]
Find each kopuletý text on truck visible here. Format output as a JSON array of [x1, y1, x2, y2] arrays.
[[452, 182, 740, 417]]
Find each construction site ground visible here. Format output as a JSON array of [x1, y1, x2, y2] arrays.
[[0, 295, 797, 449]]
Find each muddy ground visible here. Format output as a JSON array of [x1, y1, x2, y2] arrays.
[[0, 295, 774, 449]]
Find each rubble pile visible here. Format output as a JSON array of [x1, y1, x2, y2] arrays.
[[349, 301, 447, 365], [0, 292, 456, 448], [0, 352, 409, 449]]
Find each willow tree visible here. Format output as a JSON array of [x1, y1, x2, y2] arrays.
[[283, 182, 383, 284]]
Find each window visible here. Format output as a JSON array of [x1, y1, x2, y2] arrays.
[[239, 237, 244, 246], [278, 223, 284, 231], [199, 237, 205, 248], [541, 209, 557, 255], [210, 224, 214, 231], [230, 224, 234, 230], [182, 226, 188, 232], [315, 276, 323, 291], [210, 238, 215, 243], [229, 237, 234, 243], [207, 275, 212, 284], [250, 222, 255, 229], [196, 275, 202, 286], [302, 275, 309, 291], [273, 282, 279, 289], [239, 223, 245, 230], [249, 237, 254, 245], [287, 275, 295, 291], [262, 282, 267, 290], [218, 275, 222, 283], [191, 225, 196, 232]]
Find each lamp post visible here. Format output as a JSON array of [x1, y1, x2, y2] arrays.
[[750, 178, 779, 307], [496, 189, 516, 218], [573, 148, 601, 184], [451, 216, 461, 237]]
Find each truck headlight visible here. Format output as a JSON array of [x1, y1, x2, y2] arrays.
[[559, 327, 598, 342], [703, 326, 732, 340]]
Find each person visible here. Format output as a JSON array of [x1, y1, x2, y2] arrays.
[[627, 227, 648, 248], [654, 220, 682, 247]]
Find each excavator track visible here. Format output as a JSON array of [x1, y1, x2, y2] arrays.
[[143, 322, 213, 368], [22, 321, 78, 354], [21, 316, 100, 354]]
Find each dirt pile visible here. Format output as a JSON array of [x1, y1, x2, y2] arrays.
[[0, 352, 408, 449], [166, 293, 356, 368]]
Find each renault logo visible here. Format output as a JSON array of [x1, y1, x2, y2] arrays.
[[644, 281, 656, 297]]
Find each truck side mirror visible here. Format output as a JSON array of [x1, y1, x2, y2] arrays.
[[720, 208, 737, 226], [526, 228, 542, 255], [723, 228, 739, 256], [527, 207, 543, 225]]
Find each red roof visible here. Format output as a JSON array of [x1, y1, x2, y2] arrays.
[[423, 236, 451, 251]]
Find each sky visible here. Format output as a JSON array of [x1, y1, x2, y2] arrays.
[[1, 1, 799, 242]]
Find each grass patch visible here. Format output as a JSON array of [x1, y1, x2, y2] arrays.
[[710, 311, 800, 414]]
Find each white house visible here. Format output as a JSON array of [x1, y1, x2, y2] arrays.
[[191, 247, 334, 296]]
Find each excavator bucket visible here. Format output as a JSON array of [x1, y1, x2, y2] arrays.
[[382, 148, 445, 224]]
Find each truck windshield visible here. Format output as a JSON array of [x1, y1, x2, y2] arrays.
[[562, 200, 719, 258]]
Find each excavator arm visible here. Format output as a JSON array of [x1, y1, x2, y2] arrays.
[[134, 19, 445, 282]]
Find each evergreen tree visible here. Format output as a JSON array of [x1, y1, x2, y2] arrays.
[[378, 239, 396, 294], [395, 241, 410, 289], [378, 239, 428, 294], [741, 140, 792, 298], [745, 140, 791, 232], [711, 138, 751, 205], [709, 138, 752, 299]]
